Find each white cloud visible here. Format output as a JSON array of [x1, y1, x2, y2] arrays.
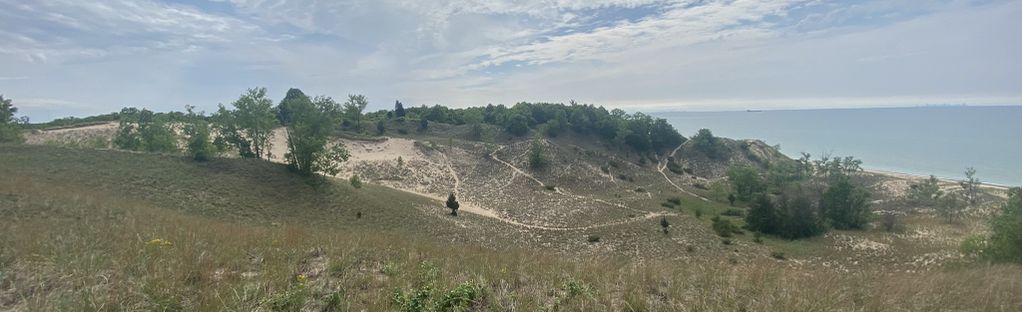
[[0, 0, 1019, 121]]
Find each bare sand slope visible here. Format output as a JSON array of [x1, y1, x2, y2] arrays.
[[23, 122, 118, 145]]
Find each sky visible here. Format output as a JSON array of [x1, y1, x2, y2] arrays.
[[1, 0, 1020, 122]]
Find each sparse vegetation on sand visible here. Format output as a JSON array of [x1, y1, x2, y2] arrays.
[[2, 145, 1021, 311]]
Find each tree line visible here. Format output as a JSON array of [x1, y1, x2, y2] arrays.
[[108, 87, 351, 177], [367, 100, 686, 155]]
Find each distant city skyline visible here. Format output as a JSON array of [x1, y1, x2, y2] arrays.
[[1, 0, 1020, 122]]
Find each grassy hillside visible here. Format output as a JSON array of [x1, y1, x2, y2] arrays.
[[2, 145, 1021, 311]]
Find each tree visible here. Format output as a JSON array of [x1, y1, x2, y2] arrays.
[[528, 138, 546, 170], [113, 108, 143, 150], [376, 120, 386, 135], [394, 100, 406, 118], [727, 165, 765, 201], [660, 217, 670, 234], [446, 193, 460, 216], [114, 108, 177, 153], [505, 113, 529, 136], [747, 185, 827, 239], [650, 118, 685, 152], [277, 88, 309, 126], [343, 94, 369, 131], [184, 106, 216, 161], [0, 94, 24, 143], [419, 118, 429, 132], [939, 191, 963, 223], [746, 193, 781, 235], [960, 167, 981, 206], [986, 187, 1022, 262], [783, 189, 826, 239], [215, 88, 277, 159], [821, 174, 872, 230], [728, 194, 736, 206], [284, 95, 351, 176], [908, 175, 943, 205], [691, 128, 729, 159]]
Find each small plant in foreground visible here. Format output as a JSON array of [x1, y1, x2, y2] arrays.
[[350, 175, 362, 189], [323, 291, 344, 312]]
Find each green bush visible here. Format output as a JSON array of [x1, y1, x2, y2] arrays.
[[986, 187, 1022, 263], [350, 175, 362, 189], [712, 216, 742, 237], [435, 281, 484, 311], [721, 208, 745, 217]]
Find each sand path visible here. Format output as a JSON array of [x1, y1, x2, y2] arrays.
[[489, 144, 650, 215], [656, 144, 711, 201]]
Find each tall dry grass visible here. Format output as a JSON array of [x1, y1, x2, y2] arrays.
[[2, 176, 1020, 311]]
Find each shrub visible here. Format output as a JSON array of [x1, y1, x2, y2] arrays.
[[691, 129, 730, 159], [721, 208, 745, 217], [959, 235, 988, 258], [727, 165, 765, 201], [446, 193, 460, 216], [667, 197, 682, 206], [350, 175, 362, 189], [712, 216, 742, 237], [986, 187, 1022, 263], [771, 251, 786, 260], [587, 235, 601, 243], [667, 162, 685, 175], [0, 95, 24, 144], [821, 174, 872, 230], [528, 139, 546, 170], [435, 282, 484, 311], [881, 212, 899, 232]]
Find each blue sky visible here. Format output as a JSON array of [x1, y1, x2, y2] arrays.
[[1, 0, 1020, 121]]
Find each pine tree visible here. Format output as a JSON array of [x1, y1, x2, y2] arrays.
[[395, 100, 406, 118], [446, 193, 460, 216]]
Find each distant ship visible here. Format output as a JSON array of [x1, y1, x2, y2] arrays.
[[746, 109, 763, 112]]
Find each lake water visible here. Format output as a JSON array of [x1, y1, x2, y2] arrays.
[[653, 106, 1022, 186]]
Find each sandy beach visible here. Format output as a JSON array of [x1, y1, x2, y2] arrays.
[[865, 168, 1012, 191]]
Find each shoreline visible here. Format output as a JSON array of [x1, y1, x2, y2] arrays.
[[864, 168, 1013, 191]]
